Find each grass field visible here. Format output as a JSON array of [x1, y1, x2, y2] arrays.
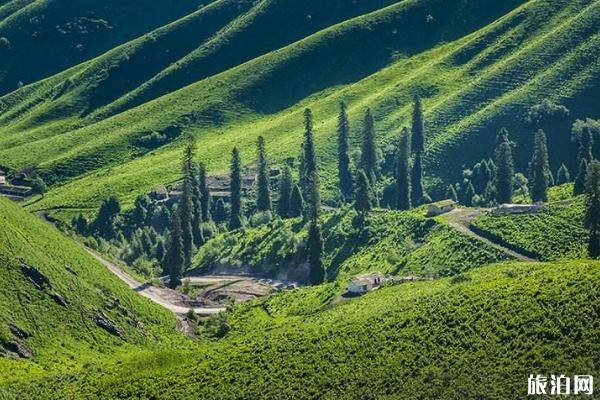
[[0, 0, 597, 216]]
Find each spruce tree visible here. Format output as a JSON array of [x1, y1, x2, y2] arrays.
[[300, 109, 317, 197], [411, 95, 425, 153], [446, 185, 458, 202], [337, 101, 353, 200], [307, 221, 324, 285], [574, 158, 589, 196], [578, 127, 594, 163], [360, 108, 378, 182], [463, 181, 475, 206], [229, 147, 243, 230], [191, 167, 204, 248], [277, 165, 293, 218], [494, 130, 515, 204], [354, 170, 372, 214], [155, 239, 165, 263], [164, 213, 184, 289], [213, 198, 228, 223], [256, 136, 272, 212], [528, 129, 550, 203], [396, 127, 411, 210], [179, 137, 196, 266], [556, 164, 570, 185], [289, 184, 304, 218], [198, 162, 211, 222], [584, 160, 600, 258], [411, 152, 425, 205], [306, 171, 320, 222]]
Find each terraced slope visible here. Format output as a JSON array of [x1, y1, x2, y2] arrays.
[[0, 0, 598, 215], [0, 0, 211, 95], [0, 197, 179, 384], [3, 259, 599, 399]]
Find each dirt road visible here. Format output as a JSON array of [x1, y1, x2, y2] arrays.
[[85, 248, 226, 315]]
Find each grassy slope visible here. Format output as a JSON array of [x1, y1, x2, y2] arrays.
[[2, 259, 599, 399], [471, 184, 588, 260], [0, 0, 211, 95], [1, 0, 598, 215], [194, 207, 509, 286], [0, 197, 180, 384]]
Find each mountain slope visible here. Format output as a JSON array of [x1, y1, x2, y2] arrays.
[[0, 197, 179, 384], [0, 0, 598, 214], [3, 259, 599, 399]]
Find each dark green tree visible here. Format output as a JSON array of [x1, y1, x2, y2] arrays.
[[578, 127, 594, 163], [584, 160, 600, 258], [256, 136, 272, 212], [300, 109, 317, 197], [132, 195, 149, 227], [528, 129, 550, 203], [72, 214, 88, 235], [155, 239, 166, 263], [412, 95, 425, 153], [360, 108, 378, 182], [337, 101, 353, 200], [277, 165, 293, 218], [164, 213, 184, 289], [229, 147, 243, 230], [307, 221, 324, 285], [446, 185, 458, 202], [93, 196, 121, 239], [494, 130, 514, 204], [179, 137, 196, 265], [556, 164, 570, 185], [396, 127, 411, 210], [354, 170, 372, 214], [574, 159, 588, 196], [306, 171, 321, 222], [289, 184, 304, 218], [213, 198, 228, 223], [411, 153, 425, 205], [198, 162, 211, 222], [463, 181, 475, 206]]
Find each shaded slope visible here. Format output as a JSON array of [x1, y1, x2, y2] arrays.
[[0, 0, 211, 95]]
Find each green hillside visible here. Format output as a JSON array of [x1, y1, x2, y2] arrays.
[[3, 259, 599, 399], [0, 197, 180, 385], [0, 0, 210, 95], [0, 0, 597, 216]]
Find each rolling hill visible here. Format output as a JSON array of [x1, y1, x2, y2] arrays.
[[2, 258, 599, 399], [0, 0, 596, 217], [0, 196, 181, 385]]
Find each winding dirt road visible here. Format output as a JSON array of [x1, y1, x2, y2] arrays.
[[85, 248, 226, 316]]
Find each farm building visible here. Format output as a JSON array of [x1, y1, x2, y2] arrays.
[[426, 199, 457, 217], [345, 272, 386, 295], [0, 170, 6, 186], [490, 204, 545, 216]]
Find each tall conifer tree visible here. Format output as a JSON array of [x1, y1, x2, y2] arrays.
[[337, 101, 353, 200], [229, 147, 243, 230], [277, 165, 293, 218], [198, 162, 211, 222], [574, 159, 589, 196], [584, 160, 600, 258], [556, 164, 570, 185], [354, 170, 372, 214], [578, 127, 594, 163], [179, 137, 196, 266], [494, 129, 515, 204], [164, 212, 184, 289], [411, 152, 424, 204], [307, 221, 324, 285], [256, 136, 272, 212], [528, 129, 550, 202], [360, 108, 378, 183], [289, 184, 304, 218], [411, 96, 425, 204], [300, 109, 317, 196], [396, 128, 411, 210]]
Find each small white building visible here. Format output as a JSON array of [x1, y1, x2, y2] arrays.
[[426, 199, 457, 217], [345, 272, 386, 295], [0, 170, 6, 186], [490, 203, 545, 216]]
